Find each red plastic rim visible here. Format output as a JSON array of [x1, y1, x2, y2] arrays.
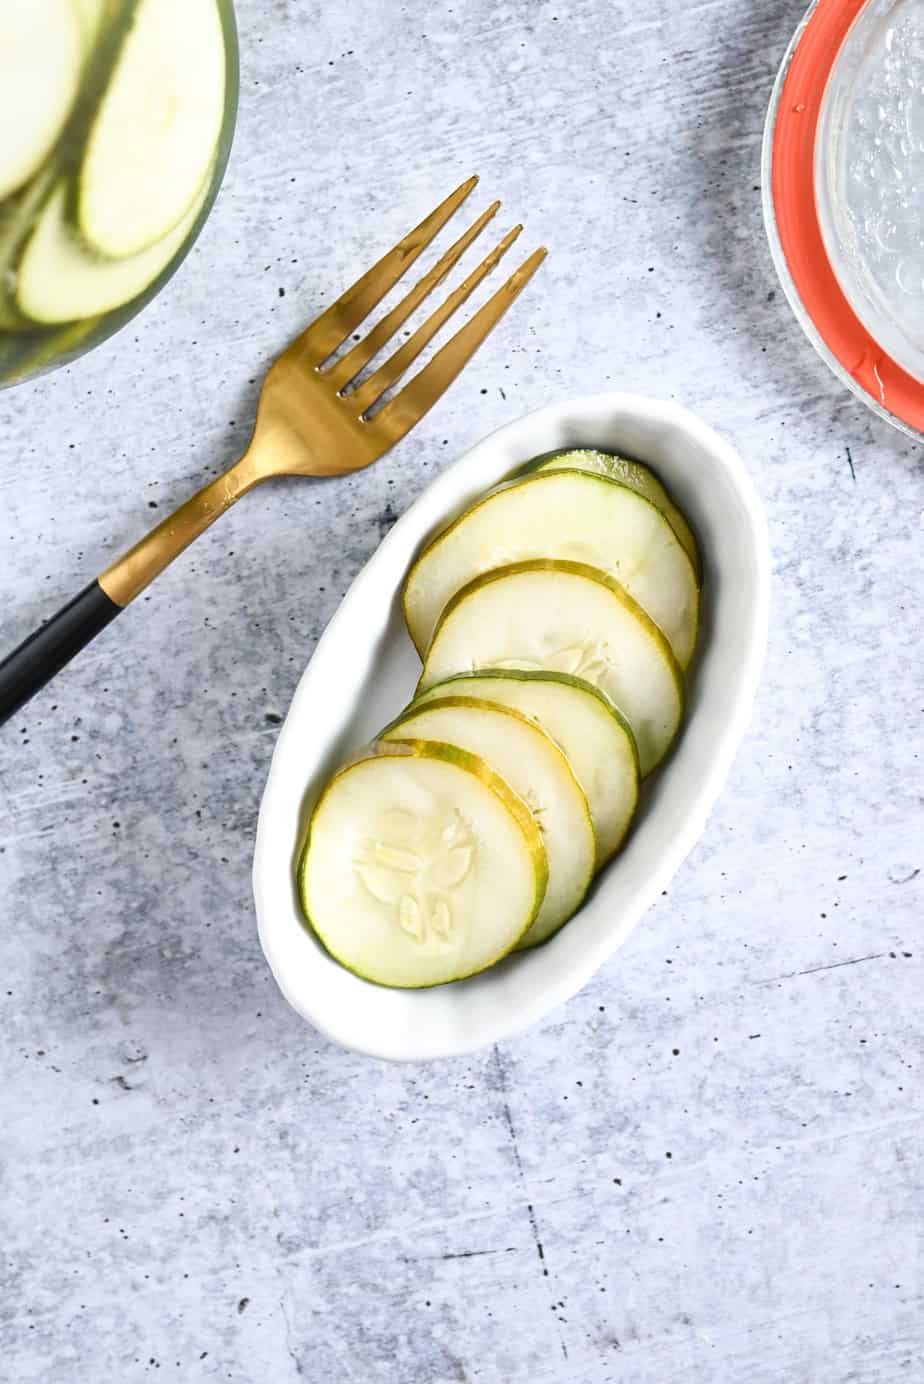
[[772, 0, 924, 432]]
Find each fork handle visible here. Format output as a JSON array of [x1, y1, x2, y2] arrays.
[[0, 581, 121, 724], [0, 452, 262, 726]]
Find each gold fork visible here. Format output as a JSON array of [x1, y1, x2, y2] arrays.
[[0, 177, 545, 725]]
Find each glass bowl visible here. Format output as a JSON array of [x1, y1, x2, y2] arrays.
[[0, 0, 238, 390]]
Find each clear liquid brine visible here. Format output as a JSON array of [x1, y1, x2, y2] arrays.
[[0, 0, 237, 389], [818, 0, 924, 384]]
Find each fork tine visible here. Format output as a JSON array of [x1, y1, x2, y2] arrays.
[[352, 225, 524, 413], [371, 249, 547, 441], [297, 176, 479, 362], [326, 200, 501, 393]]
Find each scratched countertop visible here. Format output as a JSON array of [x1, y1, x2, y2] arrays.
[[1, 2, 922, 1380]]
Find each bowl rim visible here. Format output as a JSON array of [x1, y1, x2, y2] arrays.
[[252, 391, 771, 1061]]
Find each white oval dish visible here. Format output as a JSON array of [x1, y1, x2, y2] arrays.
[[253, 393, 770, 1062]]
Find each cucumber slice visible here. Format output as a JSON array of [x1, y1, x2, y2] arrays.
[[403, 469, 699, 668], [533, 448, 702, 583], [419, 560, 684, 777], [0, 3, 83, 202], [16, 173, 208, 324], [0, 166, 58, 328], [299, 739, 547, 988], [78, 0, 226, 258], [414, 671, 638, 868], [382, 697, 595, 947]]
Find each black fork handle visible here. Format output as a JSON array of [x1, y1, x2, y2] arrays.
[[0, 454, 261, 728], [0, 580, 121, 725]]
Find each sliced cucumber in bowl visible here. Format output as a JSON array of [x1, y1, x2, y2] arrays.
[[413, 670, 638, 868], [77, 0, 227, 258], [291, 423, 704, 995], [0, 166, 60, 329], [403, 468, 699, 668], [382, 696, 596, 948], [532, 448, 702, 582], [0, 2, 84, 202], [16, 171, 211, 324], [419, 560, 684, 778], [299, 740, 548, 989]]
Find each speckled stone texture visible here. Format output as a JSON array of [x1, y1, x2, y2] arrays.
[[1, 1, 922, 1380]]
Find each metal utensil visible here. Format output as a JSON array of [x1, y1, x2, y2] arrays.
[[0, 176, 545, 725]]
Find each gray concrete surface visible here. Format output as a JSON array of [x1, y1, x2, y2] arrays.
[[1, 1, 921, 1380]]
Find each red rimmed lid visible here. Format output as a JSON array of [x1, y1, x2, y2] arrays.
[[771, 0, 924, 432]]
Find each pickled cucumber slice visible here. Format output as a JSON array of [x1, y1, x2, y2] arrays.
[[78, 0, 226, 257], [533, 448, 702, 582], [0, 3, 83, 202], [298, 740, 548, 988], [16, 173, 208, 324], [419, 560, 684, 777], [413, 671, 638, 868], [403, 469, 699, 668], [0, 165, 59, 328], [382, 697, 595, 947]]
